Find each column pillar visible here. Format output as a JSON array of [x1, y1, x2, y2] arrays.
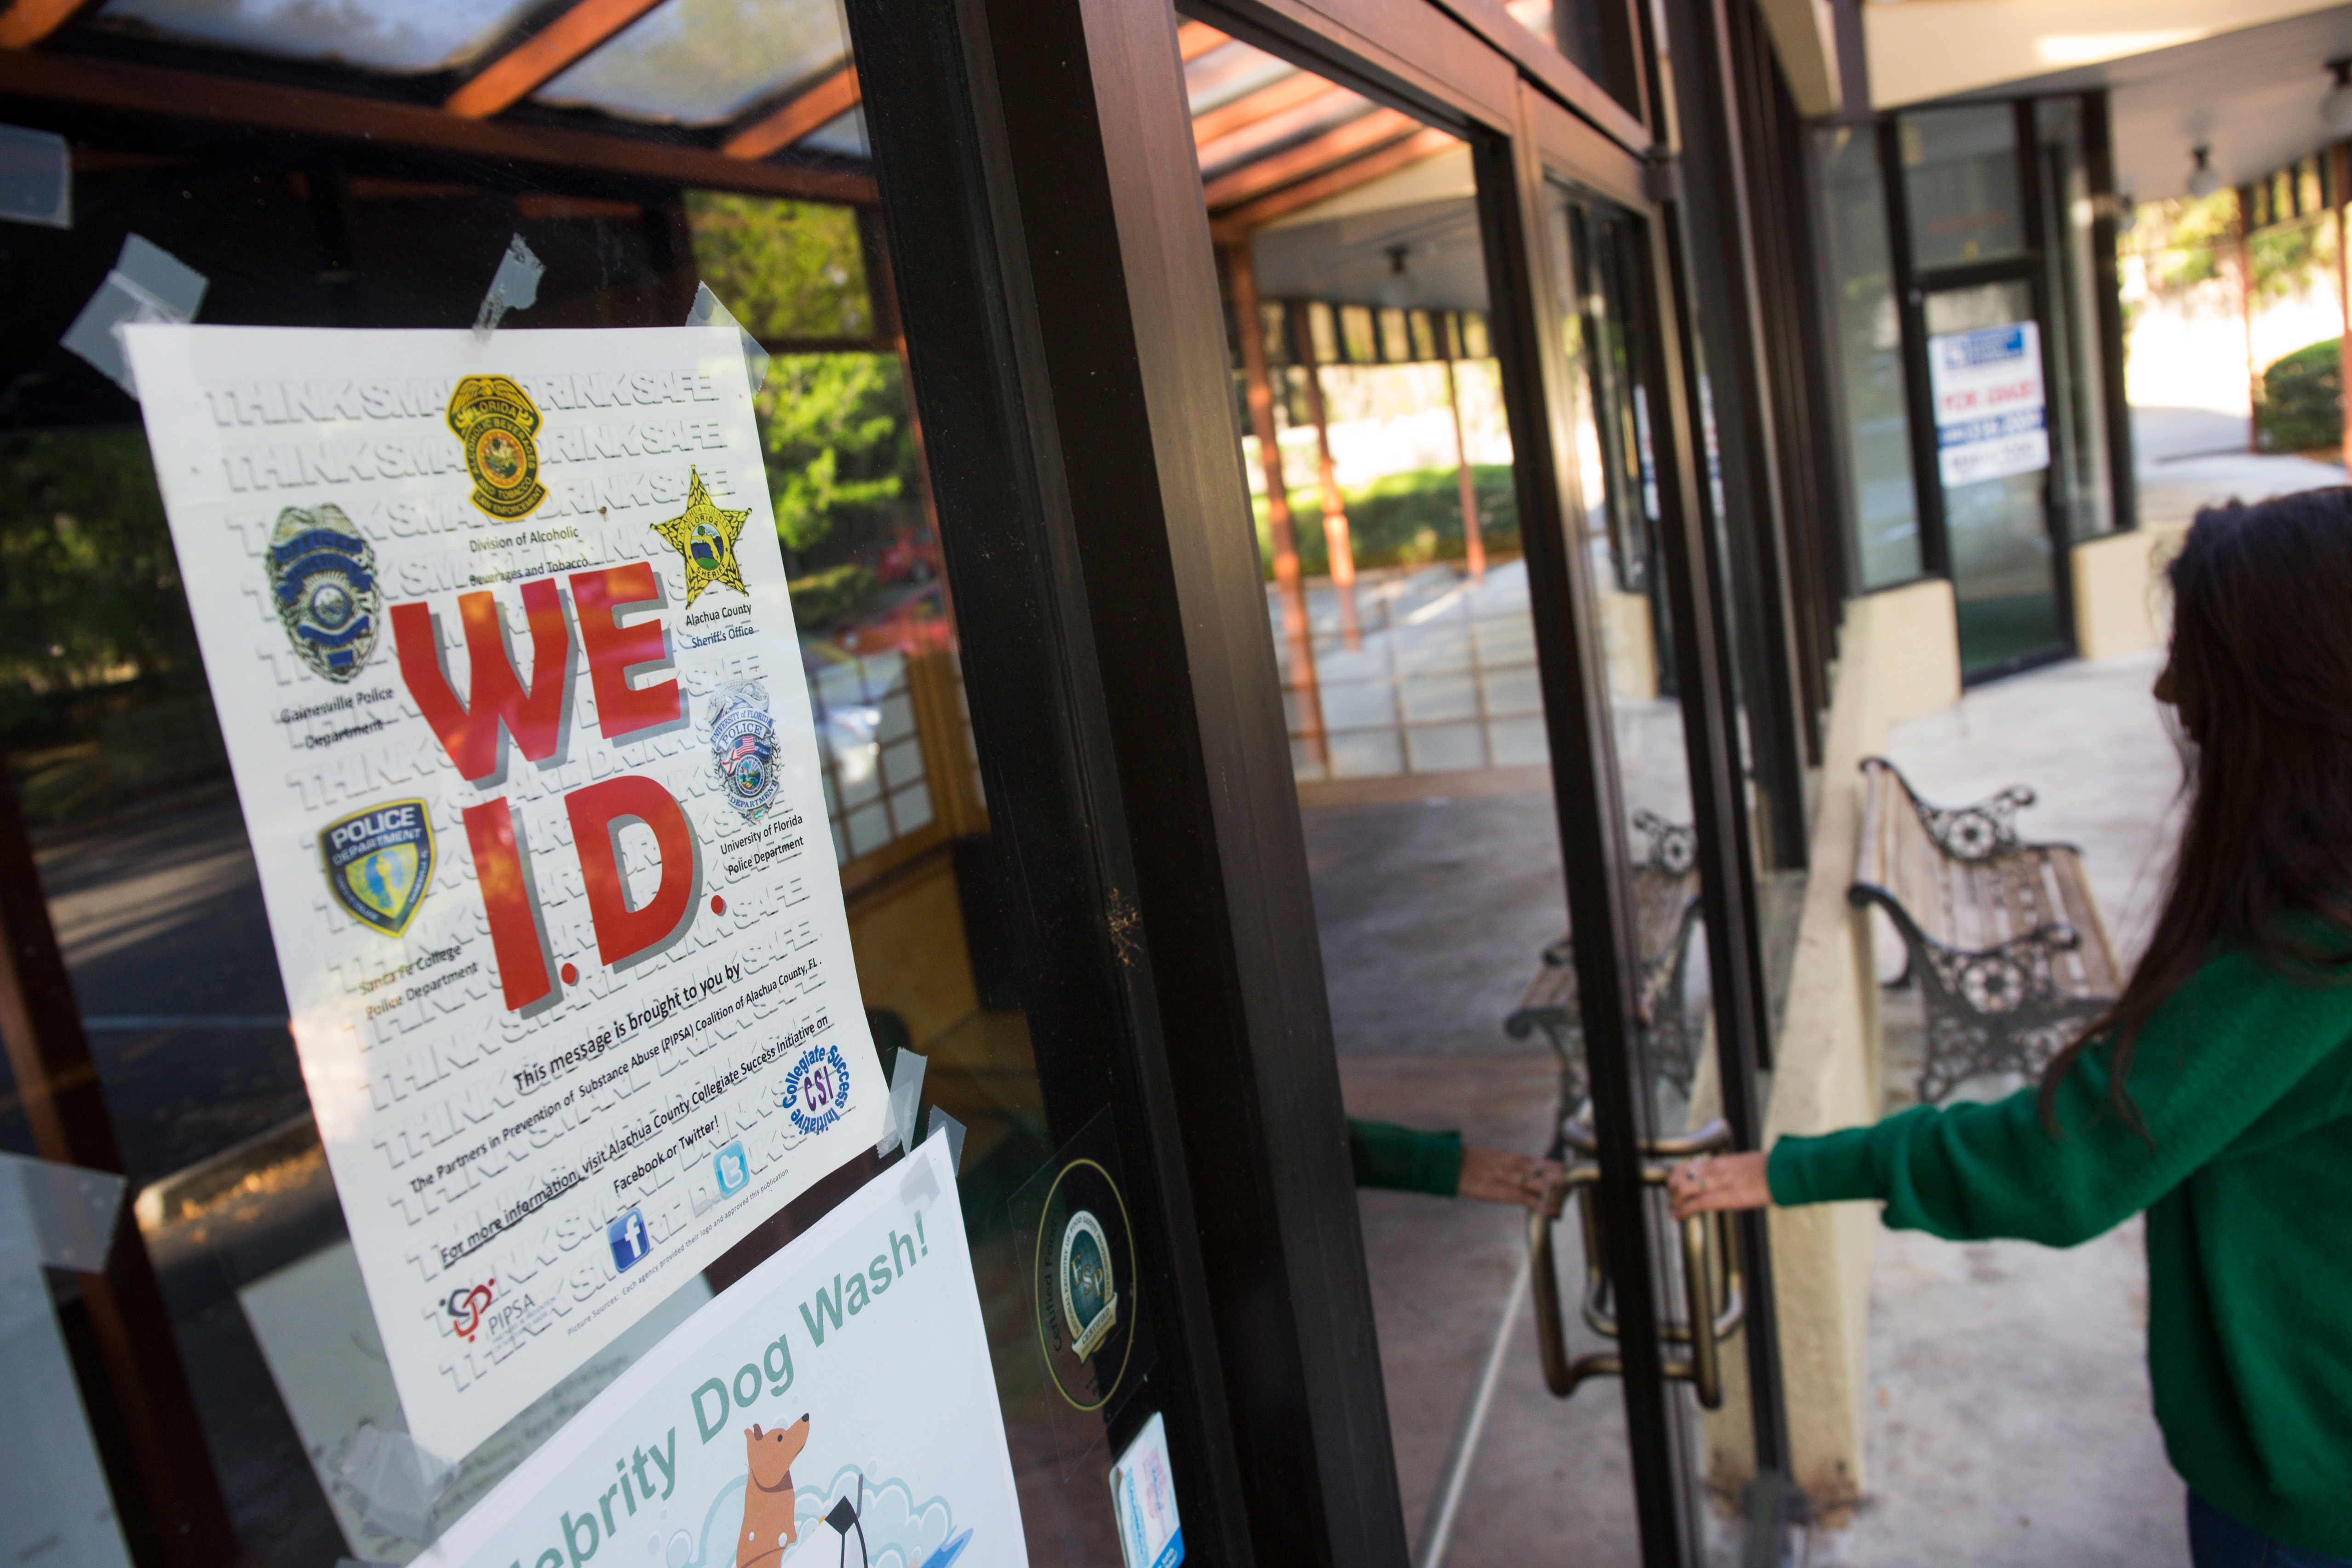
[[1292, 307, 1360, 649], [1227, 242, 1326, 767], [1445, 313, 1487, 581]]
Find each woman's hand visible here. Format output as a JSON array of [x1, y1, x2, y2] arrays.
[[1667, 1150, 1770, 1218], [1457, 1146, 1569, 1216]]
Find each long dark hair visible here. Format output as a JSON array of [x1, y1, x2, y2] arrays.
[[2040, 488, 2352, 1131]]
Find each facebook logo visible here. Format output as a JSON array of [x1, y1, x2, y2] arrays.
[[607, 1208, 652, 1273], [712, 1140, 749, 1198]]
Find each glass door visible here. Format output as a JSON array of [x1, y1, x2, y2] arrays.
[[1890, 104, 2074, 680], [1923, 278, 2065, 670]]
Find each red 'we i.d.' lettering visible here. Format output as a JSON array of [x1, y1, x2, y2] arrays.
[[390, 564, 696, 1011]]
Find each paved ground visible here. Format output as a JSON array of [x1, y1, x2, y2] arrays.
[[1305, 588, 2236, 1567], [4, 787, 299, 1186], [1809, 647, 2189, 1567], [2132, 405, 2345, 526]]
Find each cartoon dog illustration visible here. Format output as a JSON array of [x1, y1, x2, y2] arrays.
[[736, 1416, 811, 1568]]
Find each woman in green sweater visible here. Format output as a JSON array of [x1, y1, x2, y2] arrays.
[[1668, 492, 2352, 1565]]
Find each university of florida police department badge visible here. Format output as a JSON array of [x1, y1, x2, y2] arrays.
[[649, 467, 750, 607], [265, 504, 379, 683], [321, 799, 433, 937], [706, 680, 780, 823], [446, 374, 546, 519]]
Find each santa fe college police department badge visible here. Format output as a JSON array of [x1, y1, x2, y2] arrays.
[[265, 504, 379, 683], [446, 374, 546, 520], [321, 800, 433, 937]]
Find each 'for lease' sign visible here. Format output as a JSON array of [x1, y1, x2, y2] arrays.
[[1927, 320, 2049, 488]]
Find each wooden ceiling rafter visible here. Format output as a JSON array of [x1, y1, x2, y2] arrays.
[[1208, 126, 1457, 241], [1201, 106, 1417, 209], [0, 0, 97, 49], [444, 0, 667, 119], [0, 46, 878, 203], [723, 63, 859, 160], [1177, 20, 1229, 62], [1191, 71, 1352, 152]]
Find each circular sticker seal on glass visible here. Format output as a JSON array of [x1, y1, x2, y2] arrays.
[[1011, 1107, 1153, 1442]]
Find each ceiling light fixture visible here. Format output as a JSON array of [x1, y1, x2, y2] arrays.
[[2324, 58, 2352, 134], [2187, 145, 2220, 200]]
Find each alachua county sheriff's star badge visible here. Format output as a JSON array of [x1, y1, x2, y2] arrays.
[[649, 467, 751, 608]]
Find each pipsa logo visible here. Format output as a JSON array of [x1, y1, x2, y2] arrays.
[[443, 1278, 495, 1341]]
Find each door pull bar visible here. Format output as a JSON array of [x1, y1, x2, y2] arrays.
[[1529, 1117, 1745, 1408]]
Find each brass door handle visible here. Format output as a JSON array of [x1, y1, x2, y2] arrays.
[[1529, 1120, 1746, 1409]]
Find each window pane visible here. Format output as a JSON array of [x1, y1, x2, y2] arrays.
[[1817, 125, 1924, 588], [1901, 104, 2025, 270]]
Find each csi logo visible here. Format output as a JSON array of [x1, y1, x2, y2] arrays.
[[444, 1279, 494, 1341], [607, 1208, 653, 1273], [781, 1042, 851, 1137]]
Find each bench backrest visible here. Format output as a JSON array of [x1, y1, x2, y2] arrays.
[[1853, 757, 2123, 996]]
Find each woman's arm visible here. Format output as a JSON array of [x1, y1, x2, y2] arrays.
[[1348, 1117, 1566, 1211], [1671, 945, 2352, 1243]]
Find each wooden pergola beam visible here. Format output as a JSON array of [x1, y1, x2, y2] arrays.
[[0, 0, 98, 49], [1192, 72, 1349, 152], [445, 0, 666, 119], [724, 64, 859, 161], [1177, 20, 1229, 61], [1209, 126, 1456, 241], [0, 47, 877, 203], [1202, 106, 1417, 210]]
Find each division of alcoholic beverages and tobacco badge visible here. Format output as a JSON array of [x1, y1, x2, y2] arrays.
[[121, 322, 887, 1464]]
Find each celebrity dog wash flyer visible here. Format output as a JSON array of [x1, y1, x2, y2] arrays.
[[414, 1133, 1022, 1568], [121, 323, 887, 1461]]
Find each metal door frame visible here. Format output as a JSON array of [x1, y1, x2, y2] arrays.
[[1882, 98, 2085, 684], [853, 0, 1795, 1562]]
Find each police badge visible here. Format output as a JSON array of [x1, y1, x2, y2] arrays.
[[265, 504, 379, 682], [446, 374, 546, 519], [320, 800, 433, 937], [706, 680, 780, 822]]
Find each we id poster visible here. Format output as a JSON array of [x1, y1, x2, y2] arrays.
[[415, 1133, 1025, 1568], [122, 323, 887, 1460]]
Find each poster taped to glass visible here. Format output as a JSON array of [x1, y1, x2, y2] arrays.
[[119, 323, 887, 1462], [1927, 320, 2049, 487]]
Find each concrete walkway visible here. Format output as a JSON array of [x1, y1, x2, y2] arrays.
[[2133, 404, 2345, 526], [1314, 647, 2216, 1563], [1810, 647, 2188, 1567]]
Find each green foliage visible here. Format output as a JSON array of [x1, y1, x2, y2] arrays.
[[2250, 218, 2335, 306], [1253, 465, 1521, 578], [757, 353, 914, 560], [2256, 337, 2344, 454], [0, 430, 200, 708], [788, 562, 883, 631], [0, 429, 225, 820], [687, 192, 872, 341], [2133, 193, 2234, 296]]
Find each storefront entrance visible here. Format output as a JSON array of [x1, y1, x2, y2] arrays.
[[1882, 99, 2129, 682], [0, 1, 1810, 1565]]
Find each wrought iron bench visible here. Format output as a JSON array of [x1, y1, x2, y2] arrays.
[[1506, 810, 1706, 1112], [1848, 756, 2123, 1104]]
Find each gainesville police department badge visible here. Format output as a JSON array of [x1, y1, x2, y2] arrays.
[[265, 505, 379, 683], [321, 800, 433, 937], [446, 374, 546, 519], [707, 680, 780, 822]]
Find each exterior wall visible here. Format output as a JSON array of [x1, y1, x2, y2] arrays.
[[2072, 522, 2188, 661], [1703, 577, 1959, 1517]]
